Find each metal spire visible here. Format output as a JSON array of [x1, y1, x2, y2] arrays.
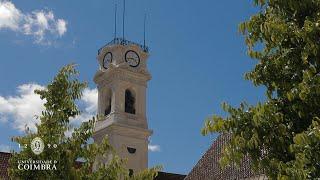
[[122, 0, 126, 41], [114, 4, 117, 39], [143, 13, 147, 48]]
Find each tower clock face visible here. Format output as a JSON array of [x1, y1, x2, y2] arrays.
[[125, 50, 140, 67], [103, 52, 112, 69]]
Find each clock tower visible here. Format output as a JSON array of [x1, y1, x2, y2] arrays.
[[93, 38, 152, 174]]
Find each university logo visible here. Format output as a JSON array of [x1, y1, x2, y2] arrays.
[[30, 137, 44, 155]]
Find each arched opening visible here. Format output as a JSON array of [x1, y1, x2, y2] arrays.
[[102, 88, 112, 116], [125, 89, 135, 114], [104, 97, 111, 116]]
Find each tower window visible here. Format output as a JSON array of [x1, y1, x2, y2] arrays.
[[125, 89, 136, 114], [104, 104, 111, 116], [127, 147, 136, 154], [105, 96, 111, 116]]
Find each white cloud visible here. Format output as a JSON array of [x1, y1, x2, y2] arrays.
[[0, 144, 11, 153], [82, 88, 98, 113], [56, 19, 67, 36], [0, 83, 45, 132], [148, 144, 160, 152], [0, 1, 67, 44], [0, 83, 97, 133], [0, 0, 21, 30]]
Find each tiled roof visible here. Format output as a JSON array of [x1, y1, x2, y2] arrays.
[[185, 133, 263, 180], [0, 152, 11, 180], [155, 171, 186, 180]]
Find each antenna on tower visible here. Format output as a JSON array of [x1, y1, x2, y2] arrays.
[[114, 4, 117, 39], [122, 0, 126, 41], [143, 13, 147, 48]]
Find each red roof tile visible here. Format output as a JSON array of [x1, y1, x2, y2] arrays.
[[185, 133, 264, 180], [0, 152, 11, 180]]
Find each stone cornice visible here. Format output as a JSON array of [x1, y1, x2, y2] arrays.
[[94, 111, 148, 130], [94, 67, 151, 88], [94, 123, 153, 140]]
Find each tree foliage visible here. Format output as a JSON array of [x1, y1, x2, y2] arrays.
[[202, 0, 320, 179], [9, 64, 159, 180]]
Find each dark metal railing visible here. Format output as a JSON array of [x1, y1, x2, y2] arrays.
[[98, 38, 149, 55]]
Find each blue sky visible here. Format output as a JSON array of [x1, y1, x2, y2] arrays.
[[0, 0, 264, 175]]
